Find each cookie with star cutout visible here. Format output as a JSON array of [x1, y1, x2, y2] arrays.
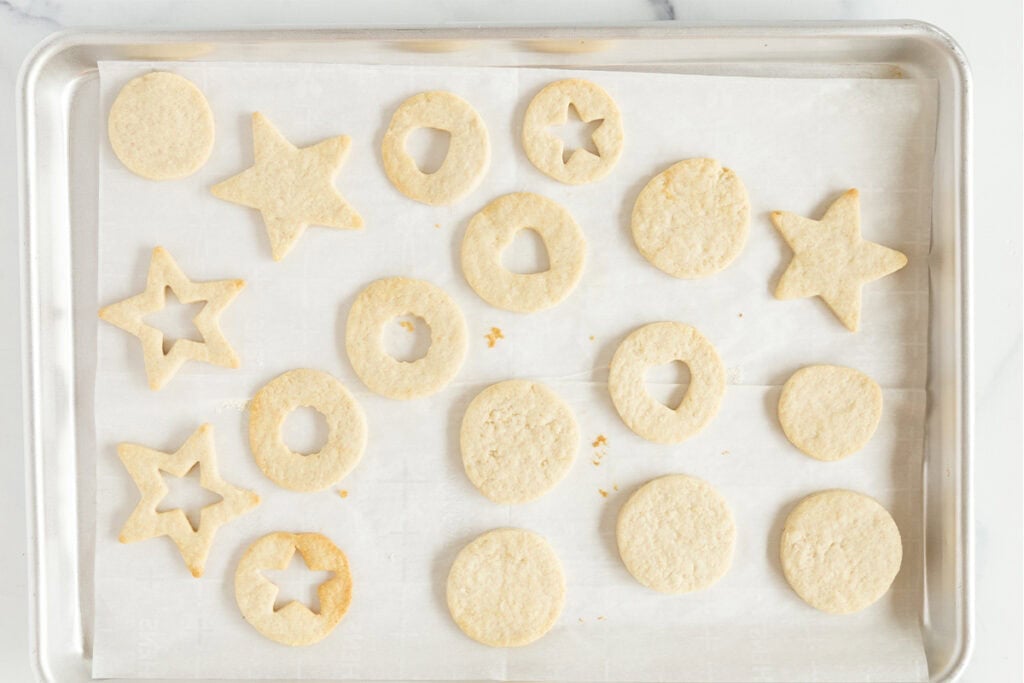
[[771, 189, 908, 331], [212, 112, 363, 261], [118, 424, 260, 577], [99, 247, 244, 390]]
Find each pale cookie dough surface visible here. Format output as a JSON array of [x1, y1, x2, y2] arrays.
[[248, 369, 367, 492], [461, 193, 586, 313], [772, 188, 908, 331], [381, 91, 490, 205], [616, 474, 735, 594], [446, 528, 566, 647], [522, 78, 623, 185], [780, 490, 902, 614], [460, 380, 579, 504], [346, 277, 468, 400], [118, 424, 260, 578], [608, 321, 726, 444], [98, 246, 244, 390], [778, 365, 883, 461], [631, 158, 750, 279], [211, 112, 363, 261], [235, 532, 353, 646], [108, 71, 215, 180]]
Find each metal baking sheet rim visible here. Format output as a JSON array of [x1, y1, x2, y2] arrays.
[[17, 22, 974, 683]]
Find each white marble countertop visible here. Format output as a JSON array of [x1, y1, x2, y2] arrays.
[[1, 1, 1019, 681]]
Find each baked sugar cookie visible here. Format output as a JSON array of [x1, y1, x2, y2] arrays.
[[772, 189, 908, 331], [235, 532, 353, 646], [522, 78, 623, 185], [608, 321, 725, 444], [248, 369, 367, 492], [118, 424, 259, 577], [616, 474, 735, 593], [98, 246, 244, 390], [346, 277, 467, 399], [212, 113, 363, 261], [631, 158, 750, 278], [778, 365, 882, 461], [381, 91, 489, 205], [108, 71, 214, 180], [460, 380, 579, 504], [780, 489, 902, 614], [446, 528, 565, 647], [461, 193, 586, 312]]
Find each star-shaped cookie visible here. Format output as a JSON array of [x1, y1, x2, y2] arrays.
[[212, 112, 363, 261], [771, 189, 908, 331], [99, 247, 244, 390], [118, 424, 260, 577]]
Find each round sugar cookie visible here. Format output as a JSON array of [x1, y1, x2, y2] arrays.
[[460, 380, 579, 504], [446, 528, 565, 647], [345, 277, 467, 400], [248, 369, 367, 492], [108, 71, 215, 180], [778, 365, 883, 461], [616, 474, 735, 593], [381, 91, 489, 205], [522, 78, 623, 185], [608, 321, 726, 444], [234, 532, 353, 646], [631, 158, 750, 278], [461, 193, 586, 313], [780, 489, 902, 614]]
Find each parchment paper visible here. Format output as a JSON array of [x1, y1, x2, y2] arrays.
[[93, 61, 936, 681]]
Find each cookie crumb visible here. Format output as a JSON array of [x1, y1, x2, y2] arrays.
[[433, 223, 441, 229], [578, 617, 584, 623], [613, 483, 619, 491], [738, 312, 743, 318], [485, 327, 504, 348], [592, 460, 601, 467], [398, 321, 415, 333], [338, 490, 349, 499], [597, 615, 606, 621], [721, 450, 730, 456], [589, 335, 595, 341], [598, 488, 609, 498], [592, 434, 607, 448]]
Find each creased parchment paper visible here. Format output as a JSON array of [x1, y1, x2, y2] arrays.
[[93, 61, 936, 681]]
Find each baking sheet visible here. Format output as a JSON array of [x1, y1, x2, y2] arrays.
[[93, 61, 936, 681]]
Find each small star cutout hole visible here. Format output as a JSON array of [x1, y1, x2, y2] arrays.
[[156, 463, 224, 532], [143, 287, 206, 355], [645, 360, 692, 411], [263, 550, 335, 615], [551, 104, 603, 163]]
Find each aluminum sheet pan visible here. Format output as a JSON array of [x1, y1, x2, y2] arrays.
[[18, 22, 972, 683]]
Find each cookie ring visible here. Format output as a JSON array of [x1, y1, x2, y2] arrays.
[[381, 91, 490, 205], [461, 193, 586, 313], [460, 380, 580, 504], [780, 490, 902, 614], [346, 277, 468, 400], [108, 71, 215, 180], [616, 474, 735, 593], [608, 321, 726, 444], [631, 158, 750, 279], [446, 528, 566, 647], [522, 78, 623, 185], [234, 532, 353, 646], [248, 369, 367, 492]]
